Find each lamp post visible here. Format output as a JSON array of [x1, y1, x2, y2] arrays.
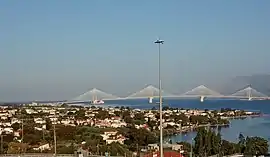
[[154, 38, 164, 157], [190, 138, 193, 157], [54, 109, 57, 156]]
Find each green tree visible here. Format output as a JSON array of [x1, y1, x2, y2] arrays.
[[134, 113, 145, 121], [95, 109, 110, 120], [56, 125, 76, 141], [189, 115, 208, 125], [194, 128, 222, 157], [146, 118, 156, 131], [122, 111, 133, 124], [177, 141, 191, 157], [220, 140, 238, 156], [124, 127, 157, 151], [11, 122, 20, 131], [75, 109, 87, 120], [114, 111, 121, 117], [57, 143, 75, 154], [7, 142, 28, 154], [244, 136, 268, 156], [46, 118, 52, 130], [194, 128, 206, 157], [107, 143, 131, 156], [75, 126, 104, 143], [238, 133, 246, 153], [171, 113, 189, 125]]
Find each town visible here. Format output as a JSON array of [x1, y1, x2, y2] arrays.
[[0, 104, 265, 157]]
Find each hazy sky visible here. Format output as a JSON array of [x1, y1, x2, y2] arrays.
[[0, 0, 270, 101]]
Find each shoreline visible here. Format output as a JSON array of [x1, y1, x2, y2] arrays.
[[223, 114, 262, 119], [164, 113, 264, 136], [164, 123, 230, 136]]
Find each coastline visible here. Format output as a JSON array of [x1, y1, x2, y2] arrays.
[[163, 113, 263, 137], [163, 123, 229, 136], [223, 113, 262, 119]]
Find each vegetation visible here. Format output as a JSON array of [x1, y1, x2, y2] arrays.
[[193, 128, 269, 157], [0, 105, 265, 156], [120, 126, 157, 151]]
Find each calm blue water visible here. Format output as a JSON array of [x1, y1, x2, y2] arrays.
[[105, 98, 270, 113], [167, 117, 270, 144], [104, 98, 270, 143]]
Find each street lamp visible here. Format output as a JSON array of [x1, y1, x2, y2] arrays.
[[154, 38, 164, 157], [190, 138, 193, 157], [53, 109, 57, 156]]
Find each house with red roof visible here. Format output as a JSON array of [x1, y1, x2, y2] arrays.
[[143, 151, 185, 157]]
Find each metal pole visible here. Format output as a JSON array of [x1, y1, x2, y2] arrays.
[[97, 144, 99, 155], [180, 122, 182, 142], [155, 39, 164, 157], [42, 128, 45, 141], [190, 138, 193, 157], [21, 119, 24, 142], [20, 106, 24, 155], [54, 110, 57, 156], [1, 135, 3, 154]]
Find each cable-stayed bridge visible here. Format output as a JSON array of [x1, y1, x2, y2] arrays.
[[64, 85, 269, 103], [68, 88, 121, 103], [230, 86, 268, 99], [125, 85, 177, 99], [180, 85, 223, 97]]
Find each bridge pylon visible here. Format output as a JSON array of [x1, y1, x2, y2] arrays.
[[231, 86, 267, 100], [71, 88, 120, 101], [181, 85, 222, 97], [126, 85, 174, 99]]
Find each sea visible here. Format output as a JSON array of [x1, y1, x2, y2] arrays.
[[103, 98, 270, 144]]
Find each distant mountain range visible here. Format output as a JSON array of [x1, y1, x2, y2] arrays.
[[221, 74, 270, 96]]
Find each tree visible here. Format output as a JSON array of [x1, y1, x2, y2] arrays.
[[151, 107, 157, 110], [114, 111, 121, 117], [134, 113, 145, 121], [56, 125, 76, 141], [75, 126, 104, 144], [124, 127, 157, 151], [57, 144, 75, 154], [194, 128, 222, 157], [177, 141, 192, 157], [189, 115, 208, 125], [194, 128, 206, 157], [220, 140, 239, 156], [108, 143, 131, 156], [95, 109, 110, 120], [7, 142, 28, 154], [238, 133, 246, 153], [75, 109, 87, 120], [163, 106, 170, 110], [11, 122, 20, 131], [146, 118, 156, 131], [122, 111, 133, 124], [24, 133, 43, 145], [170, 113, 188, 125], [46, 118, 52, 130], [244, 136, 268, 156]]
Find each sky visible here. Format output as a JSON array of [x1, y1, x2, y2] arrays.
[[0, 0, 270, 101]]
